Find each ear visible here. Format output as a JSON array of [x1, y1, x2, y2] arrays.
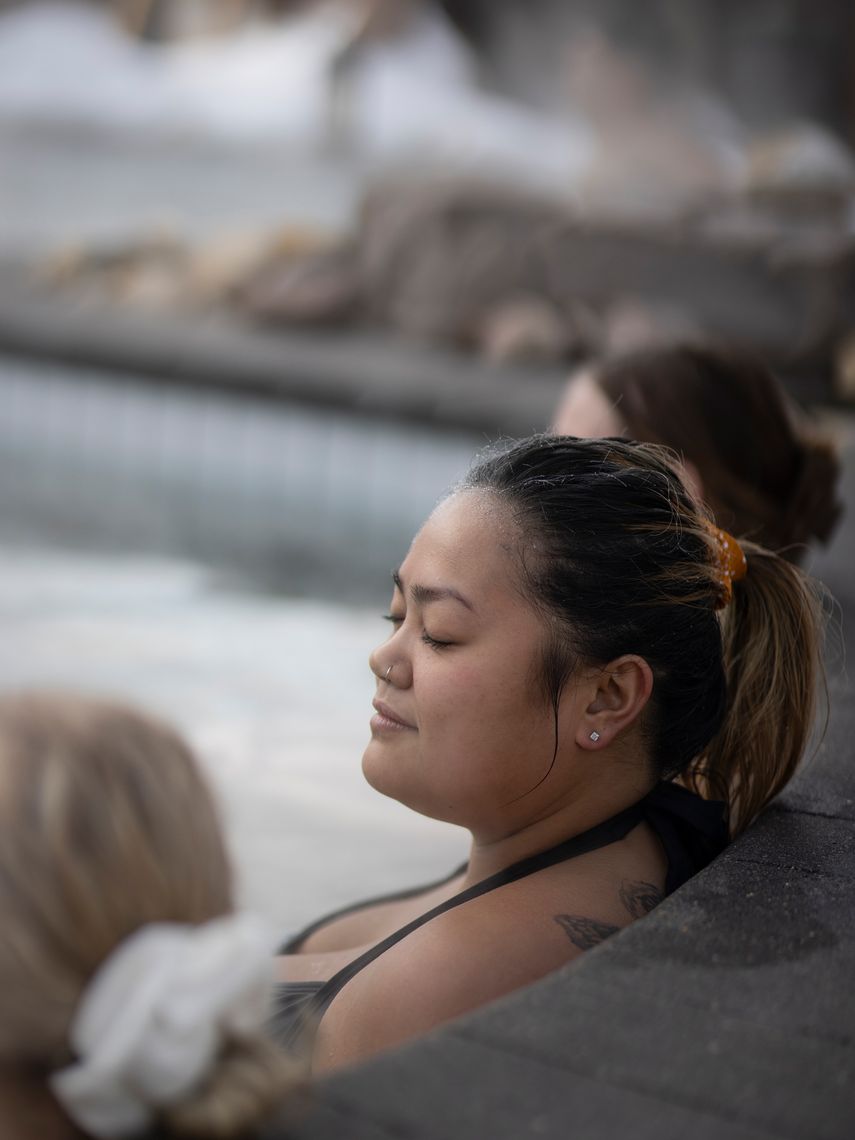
[[575, 655, 654, 750]]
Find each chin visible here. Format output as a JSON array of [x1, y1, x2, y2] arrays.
[[361, 739, 403, 801], [361, 742, 424, 812], [362, 744, 465, 826]]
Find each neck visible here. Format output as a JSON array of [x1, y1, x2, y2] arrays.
[[464, 767, 656, 884], [0, 1071, 77, 1140]]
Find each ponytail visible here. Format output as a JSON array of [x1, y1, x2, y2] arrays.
[[161, 1034, 306, 1139], [685, 542, 826, 836]]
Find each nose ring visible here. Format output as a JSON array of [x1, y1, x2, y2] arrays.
[[384, 664, 394, 682]]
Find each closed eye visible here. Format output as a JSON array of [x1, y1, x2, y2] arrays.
[[384, 613, 452, 649], [421, 631, 453, 650]]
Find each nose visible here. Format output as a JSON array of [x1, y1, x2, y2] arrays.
[[369, 643, 411, 688], [368, 643, 384, 680]]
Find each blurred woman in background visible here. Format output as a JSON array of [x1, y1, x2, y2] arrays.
[[552, 344, 843, 561]]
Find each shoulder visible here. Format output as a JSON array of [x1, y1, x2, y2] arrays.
[[312, 860, 661, 1072], [297, 869, 468, 955]]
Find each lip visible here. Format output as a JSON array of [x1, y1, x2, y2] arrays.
[[371, 698, 416, 732]]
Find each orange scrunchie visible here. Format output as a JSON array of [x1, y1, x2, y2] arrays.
[[710, 526, 747, 609]]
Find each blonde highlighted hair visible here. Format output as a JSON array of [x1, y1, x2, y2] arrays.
[[684, 540, 826, 833], [0, 692, 302, 1137]]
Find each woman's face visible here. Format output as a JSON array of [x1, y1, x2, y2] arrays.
[[363, 490, 580, 838]]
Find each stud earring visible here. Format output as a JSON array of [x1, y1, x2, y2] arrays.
[[589, 731, 600, 742]]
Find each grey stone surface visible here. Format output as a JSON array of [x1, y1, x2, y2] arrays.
[[775, 749, 855, 824], [291, 1034, 784, 1140], [729, 806, 855, 876]]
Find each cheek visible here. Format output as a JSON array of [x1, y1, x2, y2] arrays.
[[420, 658, 548, 767], [417, 661, 498, 735]]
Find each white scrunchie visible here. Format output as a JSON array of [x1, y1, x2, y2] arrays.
[[50, 913, 275, 1139]]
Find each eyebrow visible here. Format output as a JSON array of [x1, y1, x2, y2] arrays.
[[392, 570, 474, 613]]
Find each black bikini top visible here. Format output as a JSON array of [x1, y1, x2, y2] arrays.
[[273, 782, 728, 1050]]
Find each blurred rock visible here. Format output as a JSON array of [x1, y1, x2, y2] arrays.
[[35, 224, 340, 313], [477, 296, 576, 364], [600, 297, 704, 357], [36, 168, 855, 389], [37, 229, 186, 307], [743, 123, 855, 225], [746, 123, 855, 195], [240, 242, 360, 326]]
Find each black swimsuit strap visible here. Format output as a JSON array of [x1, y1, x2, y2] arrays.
[[304, 798, 646, 1017], [279, 862, 468, 954]]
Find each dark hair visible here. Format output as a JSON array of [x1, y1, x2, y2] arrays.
[[593, 345, 843, 559], [463, 435, 824, 834]]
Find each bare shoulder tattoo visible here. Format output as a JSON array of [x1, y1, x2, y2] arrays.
[[553, 879, 664, 951], [553, 914, 620, 951], [619, 879, 664, 919]]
